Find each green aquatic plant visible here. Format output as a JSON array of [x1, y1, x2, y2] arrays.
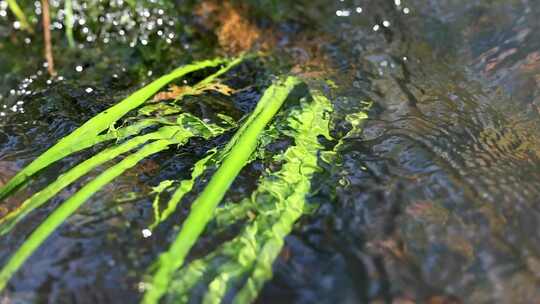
[[0, 50, 369, 303], [144, 90, 371, 304], [149, 149, 216, 230], [0, 116, 232, 237], [64, 0, 75, 47], [6, 0, 33, 33], [142, 76, 302, 304], [159, 91, 334, 304], [0, 56, 245, 292], [0, 119, 223, 291], [0, 57, 241, 202]]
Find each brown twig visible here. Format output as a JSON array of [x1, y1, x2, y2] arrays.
[[41, 0, 56, 77]]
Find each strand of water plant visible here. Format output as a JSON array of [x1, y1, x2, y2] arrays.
[[227, 93, 333, 303], [148, 115, 239, 229], [64, 0, 75, 47], [6, 0, 33, 33], [150, 180, 176, 226], [195, 54, 252, 88], [165, 254, 216, 303], [0, 110, 232, 290], [142, 76, 301, 304], [232, 192, 306, 303], [0, 114, 217, 236], [0, 129, 169, 235], [200, 223, 263, 304], [203, 260, 254, 304], [149, 85, 284, 230], [214, 197, 256, 227], [149, 149, 217, 230], [0, 118, 165, 233], [164, 232, 255, 304], [0, 57, 244, 201], [158, 77, 298, 303], [169, 92, 369, 303], [163, 219, 262, 303], [0, 128, 198, 291], [0, 117, 160, 206]]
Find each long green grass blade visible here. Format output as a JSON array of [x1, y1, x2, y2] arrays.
[[0, 139, 178, 291], [142, 76, 301, 304], [0, 112, 232, 291], [6, 0, 32, 33], [0, 125, 182, 236], [0, 118, 170, 235], [0, 57, 243, 201], [50, 117, 163, 160], [64, 0, 75, 48], [203, 260, 251, 304]]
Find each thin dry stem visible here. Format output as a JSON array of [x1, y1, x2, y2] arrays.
[[41, 0, 56, 77]]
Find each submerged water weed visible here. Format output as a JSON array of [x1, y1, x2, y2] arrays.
[[142, 76, 302, 304], [0, 56, 245, 292], [0, 122, 215, 292], [149, 149, 217, 231], [64, 0, 75, 48], [160, 91, 335, 304], [0, 57, 241, 202], [6, 0, 32, 33], [0, 51, 366, 303]]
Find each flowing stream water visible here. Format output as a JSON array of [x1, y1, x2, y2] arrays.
[[1, 0, 539, 303]]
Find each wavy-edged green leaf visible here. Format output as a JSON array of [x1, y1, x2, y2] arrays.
[[164, 227, 258, 304], [214, 197, 256, 227]]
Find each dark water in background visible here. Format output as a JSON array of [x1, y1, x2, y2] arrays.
[[1, 0, 540, 303]]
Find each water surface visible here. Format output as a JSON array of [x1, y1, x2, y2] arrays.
[[1, 0, 540, 303]]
